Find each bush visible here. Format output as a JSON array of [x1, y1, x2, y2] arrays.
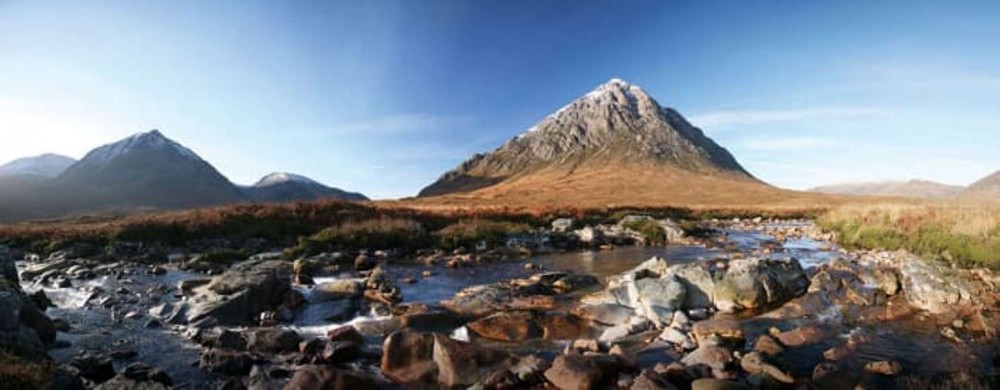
[[289, 218, 431, 257], [623, 219, 667, 244], [0, 352, 51, 390], [436, 220, 532, 250]]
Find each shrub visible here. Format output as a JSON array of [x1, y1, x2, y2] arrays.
[[0, 352, 51, 390], [289, 217, 431, 257], [436, 220, 532, 250], [623, 219, 667, 244]]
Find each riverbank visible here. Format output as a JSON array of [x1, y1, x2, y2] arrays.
[[3, 219, 1000, 388]]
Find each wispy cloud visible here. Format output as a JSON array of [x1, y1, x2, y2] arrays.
[[740, 136, 840, 151], [329, 113, 474, 135], [689, 107, 891, 129]]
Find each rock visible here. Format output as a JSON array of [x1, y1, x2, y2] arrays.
[[283, 365, 376, 390], [738, 352, 793, 384], [327, 325, 364, 345], [864, 360, 902, 376], [467, 311, 542, 342], [713, 258, 809, 312], [691, 318, 744, 346], [432, 334, 513, 387], [690, 378, 751, 390], [680, 344, 733, 379], [321, 340, 361, 364], [248, 328, 302, 353], [53, 318, 71, 332], [94, 375, 167, 390], [899, 255, 972, 314], [751, 334, 784, 356], [771, 325, 829, 347], [509, 354, 550, 385], [122, 362, 173, 387], [401, 310, 466, 332], [312, 280, 363, 302], [70, 353, 116, 384], [51, 364, 86, 390], [599, 323, 632, 343], [632, 277, 685, 326], [178, 278, 211, 292], [658, 327, 696, 350], [380, 330, 437, 383], [247, 365, 277, 390], [540, 314, 589, 340], [302, 298, 357, 323], [200, 349, 254, 376], [567, 339, 601, 354], [545, 354, 603, 390], [572, 304, 635, 326], [29, 290, 53, 309], [631, 369, 678, 390], [187, 260, 293, 326]]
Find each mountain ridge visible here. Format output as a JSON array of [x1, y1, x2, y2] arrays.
[[810, 179, 964, 199]]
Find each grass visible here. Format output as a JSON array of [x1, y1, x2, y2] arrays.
[[818, 201, 1000, 269], [0, 351, 51, 390], [622, 219, 667, 244]]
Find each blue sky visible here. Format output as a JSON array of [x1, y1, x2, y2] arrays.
[[2, 1, 999, 199]]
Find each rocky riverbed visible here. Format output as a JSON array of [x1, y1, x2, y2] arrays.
[[3, 220, 1000, 389]]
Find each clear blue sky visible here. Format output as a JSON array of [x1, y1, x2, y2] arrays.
[[3, 1, 999, 198]]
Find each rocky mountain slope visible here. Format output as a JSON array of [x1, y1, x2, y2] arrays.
[[244, 172, 369, 202], [811, 180, 964, 199], [959, 170, 1000, 200], [417, 79, 772, 206]]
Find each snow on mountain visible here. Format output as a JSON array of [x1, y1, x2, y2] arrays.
[[254, 172, 320, 187], [81, 129, 202, 166], [0, 153, 77, 178]]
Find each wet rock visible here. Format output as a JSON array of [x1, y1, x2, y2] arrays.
[[690, 378, 751, 390], [509, 354, 550, 385], [401, 310, 465, 332], [738, 352, 793, 384], [247, 365, 278, 390], [691, 318, 744, 346], [630, 369, 678, 390], [247, 328, 302, 354], [380, 330, 437, 383], [321, 340, 361, 364], [29, 290, 53, 309], [354, 254, 377, 271], [187, 260, 293, 326], [468, 311, 542, 342], [364, 266, 402, 305], [122, 362, 173, 387], [751, 334, 784, 356], [432, 334, 513, 387], [200, 349, 255, 376], [680, 344, 734, 379], [94, 375, 168, 390], [771, 325, 829, 347], [632, 277, 686, 326], [658, 327, 696, 350], [51, 364, 86, 390], [864, 360, 902, 376], [312, 280, 363, 302], [540, 313, 589, 340], [283, 365, 377, 390], [572, 304, 635, 326], [713, 258, 809, 312], [178, 278, 211, 292], [545, 354, 603, 390], [70, 353, 116, 384]]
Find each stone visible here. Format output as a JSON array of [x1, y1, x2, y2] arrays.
[[691, 318, 744, 346], [467, 311, 542, 342], [247, 328, 302, 353], [122, 362, 173, 387], [690, 379, 751, 390], [599, 323, 632, 343], [200, 349, 254, 376], [432, 334, 513, 387], [312, 280, 363, 302], [771, 325, 829, 347], [321, 340, 361, 364], [658, 327, 696, 350], [751, 334, 784, 356], [187, 260, 293, 326], [327, 325, 364, 345], [680, 344, 733, 378], [94, 375, 167, 390], [544, 354, 603, 390], [70, 353, 116, 384], [380, 330, 437, 384], [738, 352, 793, 384], [283, 365, 376, 390], [864, 360, 902, 376], [540, 314, 589, 340], [713, 258, 809, 312], [572, 304, 635, 326], [632, 277, 685, 326]]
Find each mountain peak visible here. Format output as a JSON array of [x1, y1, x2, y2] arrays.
[[419, 78, 753, 197], [254, 172, 319, 187], [81, 129, 201, 165], [0, 153, 77, 178]]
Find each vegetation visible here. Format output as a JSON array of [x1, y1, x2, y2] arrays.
[[819, 202, 1000, 269], [288, 217, 432, 257], [436, 220, 532, 250], [622, 219, 667, 244], [0, 351, 51, 390]]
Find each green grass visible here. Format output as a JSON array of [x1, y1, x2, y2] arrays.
[[435, 220, 532, 250], [622, 219, 667, 244]]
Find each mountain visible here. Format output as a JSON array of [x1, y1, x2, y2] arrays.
[[0, 153, 76, 179], [959, 170, 1000, 200], [244, 172, 369, 202], [416, 78, 772, 206], [810, 180, 964, 199]]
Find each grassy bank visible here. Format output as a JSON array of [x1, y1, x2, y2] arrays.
[[818, 202, 1000, 269], [0, 198, 825, 255]]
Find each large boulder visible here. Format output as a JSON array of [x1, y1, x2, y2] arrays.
[[467, 311, 543, 342], [432, 334, 513, 387], [380, 330, 437, 384], [283, 365, 377, 390], [713, 258, 809, 312], [544, 354, 604, 390], [898, 256, 972, 314], [0, 255, 54, 360], [187, 260, 293, 326]]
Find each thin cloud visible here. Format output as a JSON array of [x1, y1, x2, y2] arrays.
[[690, 107, 891, 129], [330, 113, 474, 135], [740, 136, 840, 151]]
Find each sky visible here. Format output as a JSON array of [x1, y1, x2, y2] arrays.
[[2, 1, 1000, 199]]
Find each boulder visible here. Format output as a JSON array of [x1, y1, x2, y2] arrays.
[[680, 344, 734, 379], [691, 318, 744, 346], [631, 277, 685, 326], [899, 257, 972, 314], [283, 365, 377, 390], [738, 352, 793, 384], [432, 334, 513, 387], [572, 304, 635, 326], [714, 258, 809, 312], [94, 375, 167, 390], [690, 379, 751, 390], [467, 311, 542, 342], [200, 349, 254, 376], [247, 328, 302, 353], [70, 353, 116, 384], [544, 354, 604, 390], [311, 280, 364, 302], [380, 330, 437, 384], [187, 260, 293, 326], [771, 325, 829, 348]]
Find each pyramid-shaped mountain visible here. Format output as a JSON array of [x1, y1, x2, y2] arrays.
[[418, 79, 762, 203]]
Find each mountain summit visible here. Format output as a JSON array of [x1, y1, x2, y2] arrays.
[[959, 170, 1000, 200], [419, 78, 755, 198], [246, 172, 369, 202], [0, 153, 76, 179]]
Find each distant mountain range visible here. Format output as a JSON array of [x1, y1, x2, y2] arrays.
[[416, 78, 788, 207], [810, 180, 964, 199], [958, 170, 1000, 200], [0, 130, 367, 222]]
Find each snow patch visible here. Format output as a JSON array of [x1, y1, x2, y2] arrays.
[[83, 130, 203, 164], [254, 172, 320, 187]]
